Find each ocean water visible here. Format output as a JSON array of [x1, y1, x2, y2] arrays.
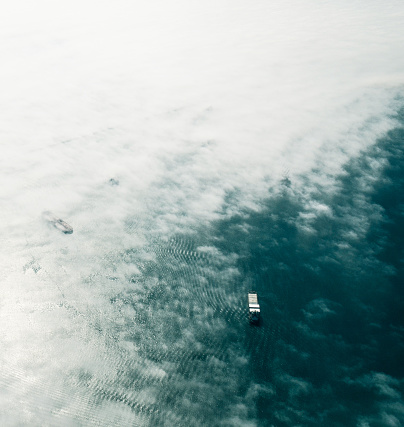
[[1, 1, 404, 426]]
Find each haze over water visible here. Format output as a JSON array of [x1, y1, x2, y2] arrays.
[[1, 1, 404, 425]]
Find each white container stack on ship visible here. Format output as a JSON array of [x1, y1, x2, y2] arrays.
[[248, 291, 260, 324]]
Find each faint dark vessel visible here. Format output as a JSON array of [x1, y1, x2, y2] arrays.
[[43, 211, 73, 234], [248, 291, 260, 324], [109, 178, 119, 186]]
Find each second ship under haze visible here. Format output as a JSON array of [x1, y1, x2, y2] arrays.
[[42, 211, 73, 234]]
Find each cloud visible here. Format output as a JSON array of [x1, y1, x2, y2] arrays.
[[302, 298, 339, 321], [345, 373, 404, 426]]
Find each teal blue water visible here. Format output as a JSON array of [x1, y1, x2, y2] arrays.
[[108, 109, 404, 426]]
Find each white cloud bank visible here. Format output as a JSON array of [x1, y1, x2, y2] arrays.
[[1, 0, 403, 233]]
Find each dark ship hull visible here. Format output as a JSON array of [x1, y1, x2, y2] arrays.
[[43, 211, 73, 234]]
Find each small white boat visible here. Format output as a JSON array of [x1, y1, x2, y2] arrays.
[[43, 211, 73, 234]]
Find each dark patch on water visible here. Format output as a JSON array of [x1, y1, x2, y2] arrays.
[[109, 178, 120, 186]]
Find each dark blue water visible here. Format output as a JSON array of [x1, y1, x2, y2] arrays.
[[219, 111, 404, 426], [129, 109, 404, 426]]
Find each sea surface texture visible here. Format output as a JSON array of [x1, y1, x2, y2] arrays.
[[1, 1, 404, 426]]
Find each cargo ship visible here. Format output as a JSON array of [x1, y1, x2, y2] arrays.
[[248, 291, 260, 324]]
